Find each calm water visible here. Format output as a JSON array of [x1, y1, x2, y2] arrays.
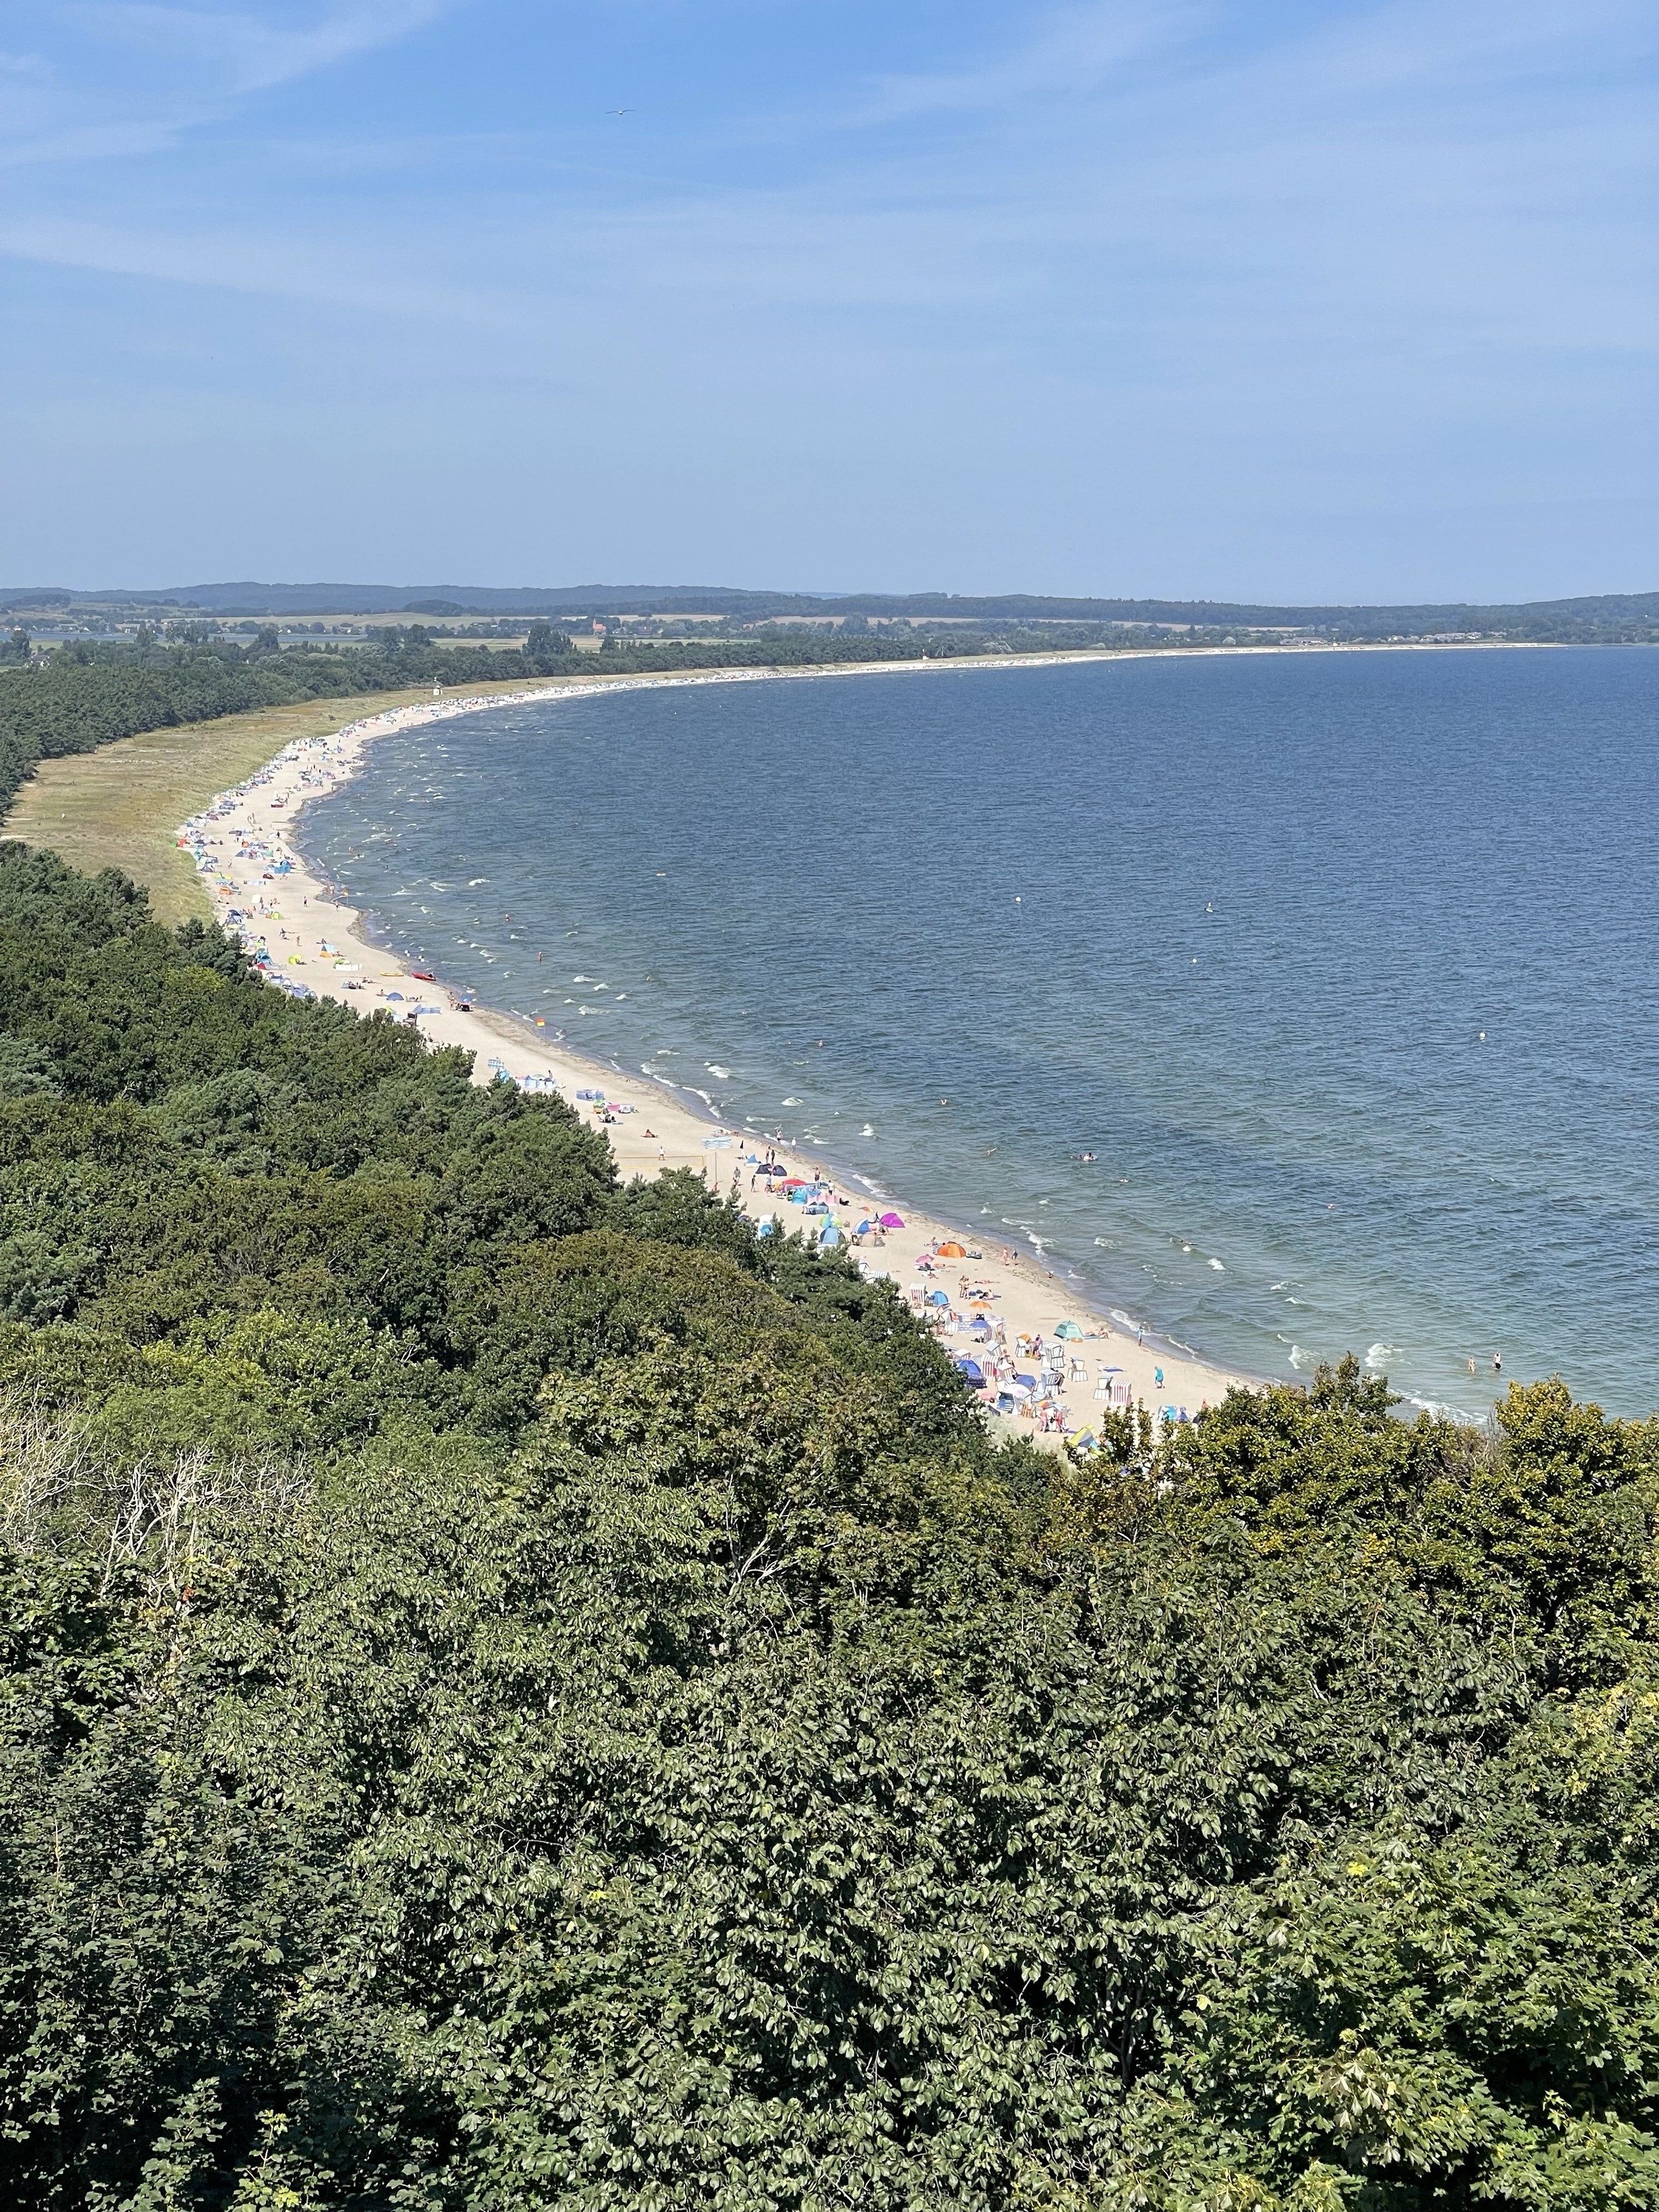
[[302, 648, 1659, 1420]]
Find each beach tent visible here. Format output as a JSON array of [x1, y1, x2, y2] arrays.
[[955, 1358, 984, 1382], [937, 1241, 967, 1258], [926, 1288, 951, 1307], [1055, 1319, 1084, 1339], [879, 1211, 905, 1229], [818, 1222, 842, 1247], [971, 1315, 993, 1334]]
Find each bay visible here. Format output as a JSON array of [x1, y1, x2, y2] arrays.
[[301, 645, 1659, 1420]]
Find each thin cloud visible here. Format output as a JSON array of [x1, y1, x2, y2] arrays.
[[57, 0, 450, 93], [2, 0, 457, 162], [852, 0, 1209, 127]]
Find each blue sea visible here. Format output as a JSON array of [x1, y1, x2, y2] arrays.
[[300, 647, 1659, 1421]]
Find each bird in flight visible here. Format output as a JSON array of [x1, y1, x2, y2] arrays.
[[605, 108, 634, 114]]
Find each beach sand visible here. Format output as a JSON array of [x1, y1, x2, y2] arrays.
[[178, 667, 1258, 1442]]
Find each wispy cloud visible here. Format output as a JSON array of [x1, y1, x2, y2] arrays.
[[0, 0, 456, 162], [851, 0, 1209, 126], [58, 0, 449, 94]]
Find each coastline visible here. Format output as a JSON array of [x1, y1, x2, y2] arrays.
[[180, 640, 1507, 1434]]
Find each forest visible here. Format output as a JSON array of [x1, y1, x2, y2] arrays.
[[1, 841, 1656, 2209], [0, 626, 1012, 821]]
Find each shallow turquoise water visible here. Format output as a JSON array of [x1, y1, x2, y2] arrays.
[[302, 647, 1659, 1419]]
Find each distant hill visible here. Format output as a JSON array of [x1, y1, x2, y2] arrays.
[[3, 579, 1658, 639]]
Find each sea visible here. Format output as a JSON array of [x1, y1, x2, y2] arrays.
[[299, 645, 1659, 1422]]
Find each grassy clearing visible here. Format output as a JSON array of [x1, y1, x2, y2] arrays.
[[0, 675, 583, 926]]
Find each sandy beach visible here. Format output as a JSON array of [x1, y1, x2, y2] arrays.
[[178, 661, 1257, 1442]]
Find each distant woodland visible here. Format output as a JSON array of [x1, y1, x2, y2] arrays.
[[4, 594, 1654, 826], [0, 626, 997, 819]]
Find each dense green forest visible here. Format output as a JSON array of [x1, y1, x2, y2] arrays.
[[0, 627, 1012, 819], [9, 580, 1659, 639], [1, 842, 1657, 2208]]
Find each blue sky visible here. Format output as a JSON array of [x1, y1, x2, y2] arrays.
[[2, 0, 1655, 599]]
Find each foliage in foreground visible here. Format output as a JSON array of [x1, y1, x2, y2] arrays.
[[0, 845, 1656, 2210]]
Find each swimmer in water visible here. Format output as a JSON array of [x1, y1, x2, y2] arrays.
[[1493, 1351, 1503, 1373]]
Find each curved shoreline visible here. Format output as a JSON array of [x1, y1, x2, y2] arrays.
[[182, 640, 1509, 1430]]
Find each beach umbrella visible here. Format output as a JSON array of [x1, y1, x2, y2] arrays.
[[937, 1241, 967, 1258], [879, 1211, 905, 1229], [971, 1315, 993, 1333], [853, 1219, 873, 1235], [1055, 1319, 1084, 1339]]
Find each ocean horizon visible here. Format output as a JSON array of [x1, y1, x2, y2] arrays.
[[299, 644, 1659, 1422]]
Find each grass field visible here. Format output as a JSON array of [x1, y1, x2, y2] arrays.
[[1, 676, 580, 925]]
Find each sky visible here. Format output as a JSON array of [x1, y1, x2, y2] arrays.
[[1, 0, 1656, 601]]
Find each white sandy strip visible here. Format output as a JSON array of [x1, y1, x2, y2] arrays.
[[178, 658, 1257, 1441]]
